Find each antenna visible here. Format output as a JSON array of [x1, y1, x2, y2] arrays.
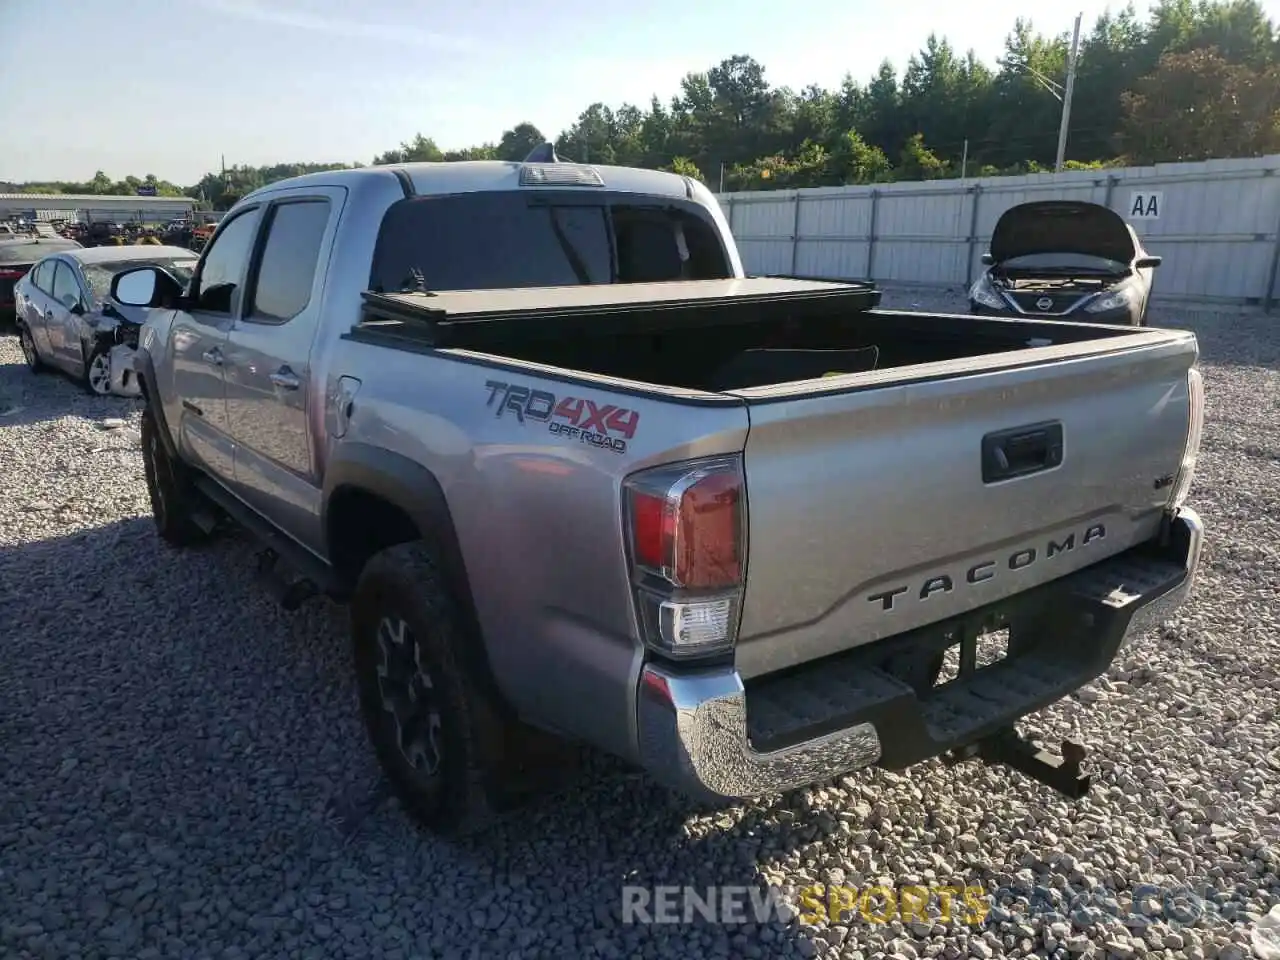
[[523, 142, 561, 164]]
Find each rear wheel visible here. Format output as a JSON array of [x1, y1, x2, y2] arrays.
[[18, 325, 43, 373], [351, 542, 507, 835]]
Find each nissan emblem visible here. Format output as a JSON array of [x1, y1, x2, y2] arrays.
[[1036, 297, 1053, 311]]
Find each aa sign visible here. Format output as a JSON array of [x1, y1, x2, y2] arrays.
[[1129, 191, 1162, 219]]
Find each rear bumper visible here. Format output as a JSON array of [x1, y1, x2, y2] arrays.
[[637, 506, 1204, 801]]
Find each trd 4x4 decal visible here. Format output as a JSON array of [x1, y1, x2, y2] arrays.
[[484, 380, 640, 454]]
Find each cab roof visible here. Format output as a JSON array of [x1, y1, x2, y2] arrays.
[[242, 160, 697, 204]]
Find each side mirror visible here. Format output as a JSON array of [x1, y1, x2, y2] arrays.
[[112, 265, 183, 307], [112, 266, 159, 306], [69, 300, 85, 315], [1135, 255, 1162, 269], [980, 253, 995, 266]]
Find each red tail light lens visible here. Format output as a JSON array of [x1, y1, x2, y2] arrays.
[[0, 268, 26, 280], [623, 456, 747, 660], [630, 490, 674, 572], [626, 459, 744, 590]]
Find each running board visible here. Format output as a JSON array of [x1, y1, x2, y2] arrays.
[[945, 728, 1092, 799], [191, 475, 346, 604]]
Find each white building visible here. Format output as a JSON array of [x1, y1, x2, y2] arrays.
[[0, 192, 196, 224]]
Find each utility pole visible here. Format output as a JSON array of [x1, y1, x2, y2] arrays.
[[960, 139, 969, 180], [719, 162, 726, 193], [1055, 13, 1083, 173]]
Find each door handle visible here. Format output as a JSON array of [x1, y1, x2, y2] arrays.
[[269, 367, 301, 390], [202, 347, 224, 365], [982, 421, 1064, 483]]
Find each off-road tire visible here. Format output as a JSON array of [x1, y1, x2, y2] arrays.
[[140, 406, 209, 547], [351, 541, 506, 835]]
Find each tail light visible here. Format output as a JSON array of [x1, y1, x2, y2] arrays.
[[623, 455, 746, 659], [0, 267, 27, 280], [1168, 366, 1205, 510]]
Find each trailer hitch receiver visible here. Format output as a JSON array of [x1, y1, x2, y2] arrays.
[[946, 729, 1092, 799]]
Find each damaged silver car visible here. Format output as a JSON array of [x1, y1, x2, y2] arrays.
[[14, 245, 197, 395]]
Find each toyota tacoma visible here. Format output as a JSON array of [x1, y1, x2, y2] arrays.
[[110, 147, 1206, 833]]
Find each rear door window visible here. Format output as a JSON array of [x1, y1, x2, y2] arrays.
[[31, 260, 54, 292], [369, 191, 729, 294], [50, 261, 82, 309]]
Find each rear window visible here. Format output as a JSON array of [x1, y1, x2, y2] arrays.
[[369, 190, 730, 294], [0, 240, 80, 264]]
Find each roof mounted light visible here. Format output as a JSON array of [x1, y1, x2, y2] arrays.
[[519, 163, 605, 187], [518, 141, 605, 187]]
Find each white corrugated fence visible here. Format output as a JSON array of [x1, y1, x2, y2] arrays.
[[716, 154, 1280, 309]]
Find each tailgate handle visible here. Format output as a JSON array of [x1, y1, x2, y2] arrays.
[[982, 421, 1063, 483]]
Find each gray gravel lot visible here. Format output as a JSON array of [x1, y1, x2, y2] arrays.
[[1, 291, 1278, 960]]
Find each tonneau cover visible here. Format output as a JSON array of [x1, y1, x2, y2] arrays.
[[363, 276, 880, 324]]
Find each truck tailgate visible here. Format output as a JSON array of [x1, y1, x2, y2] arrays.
[[732, 330, 1198, 679]]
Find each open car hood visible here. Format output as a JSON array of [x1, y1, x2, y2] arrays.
[[989, 200, 1138, 266]]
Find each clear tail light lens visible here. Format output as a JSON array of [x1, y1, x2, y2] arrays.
[[624, 455, 746, 659], [1169, 367, 1204, 510]]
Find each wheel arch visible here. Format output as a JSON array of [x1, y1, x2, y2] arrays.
[[322, 444, 508, 711]]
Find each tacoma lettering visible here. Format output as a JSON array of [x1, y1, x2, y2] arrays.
[[484, 380, 640, 454], [869, 523, 1107, 612]]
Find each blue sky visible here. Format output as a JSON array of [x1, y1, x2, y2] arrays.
[[0, 0, 1183, 185]]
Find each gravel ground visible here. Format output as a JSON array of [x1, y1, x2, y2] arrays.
[[0, 293, 1277, 960]]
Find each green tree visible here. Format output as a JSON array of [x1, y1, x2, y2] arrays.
[[830, 130, 893, 184], [898, 133, 948, 179], [497, 123, 545, 161], [1118, 46, 1280, 162], [373, 133, 444, 165], [662, 156, 706, 181]]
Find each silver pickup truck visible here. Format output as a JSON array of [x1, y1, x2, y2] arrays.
[[109, 148, 1205, 834]]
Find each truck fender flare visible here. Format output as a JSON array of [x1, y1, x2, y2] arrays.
[[321, 444, 501, 696], [133, 347, 180, 461], [321, 444, 467, 582]]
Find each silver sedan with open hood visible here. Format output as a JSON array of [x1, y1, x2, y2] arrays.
[[969, 200, 1162, 325]]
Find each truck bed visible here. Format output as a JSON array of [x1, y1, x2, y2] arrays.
[[352, 277, 1176, 394]]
